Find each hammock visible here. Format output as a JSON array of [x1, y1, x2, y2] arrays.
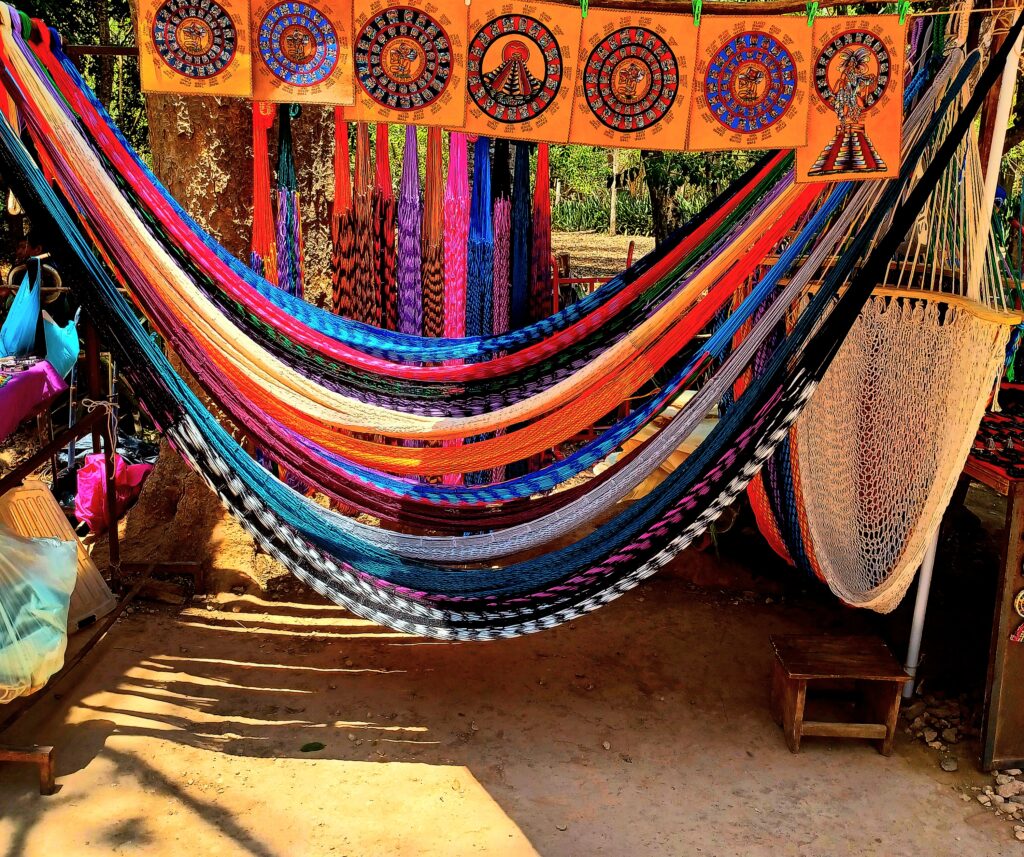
[[1, 4, 1018, 637], [755, 92, 1018, 612]]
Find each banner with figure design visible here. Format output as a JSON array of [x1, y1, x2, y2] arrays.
[[796, 16, 905, 183], [463, 2, 583, 143], [350, 0, 468, 127], [251, 0, 353, 103], [570, 9, 696, 150], [139, 0, 252, 96], [688, 16, 810, 151]]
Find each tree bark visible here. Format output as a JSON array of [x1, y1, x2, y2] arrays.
[[124, 92, 335, 593], [642, 151, 679, 246]]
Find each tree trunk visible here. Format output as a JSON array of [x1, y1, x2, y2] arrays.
[[643, 151, 679, 246], [94, 0, 114, 108], [123, 92, 335, 594]]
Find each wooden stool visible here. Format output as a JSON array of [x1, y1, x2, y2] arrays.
[[0, 745, 56, 794], [769, 635, 909, 756]]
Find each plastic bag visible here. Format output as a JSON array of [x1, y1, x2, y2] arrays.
[[0, 522, 77, 704], [42, 306, 80, 379], [0, 264, 40, 359], [75, 453, 153, 534]]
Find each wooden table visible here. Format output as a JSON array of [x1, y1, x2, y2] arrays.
[[770, 635, 909, 755], [963, 456, 1024, 771]]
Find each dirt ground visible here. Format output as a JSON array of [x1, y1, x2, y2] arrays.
[[0, 563, 1017, 857], [551, 233, 656, 279]]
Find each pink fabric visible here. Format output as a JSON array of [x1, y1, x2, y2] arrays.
[[0, 360, 66, 443], [75, 453, 153, 534]]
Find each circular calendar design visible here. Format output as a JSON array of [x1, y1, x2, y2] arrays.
[[583, 26, 678, 132], [258, 2, 338, 87], [704, 31, 797, 134], [152, 0, 237, 79], [467, 15, 563, 124], [813, 30, 891, 110], [354, 7, 453, 110]]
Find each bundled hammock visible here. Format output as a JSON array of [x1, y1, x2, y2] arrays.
[[1, 3, 1019, 638]]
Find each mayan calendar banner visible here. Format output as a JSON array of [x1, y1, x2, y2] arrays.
[[570, 10, 696, 150], [688, 17, 810, 152], [463, 2, 583, 143], [251, 0, 353, 104], [350, 0, 468, 127], [138, 0, 252, 96], [796, 16, 905, 183]]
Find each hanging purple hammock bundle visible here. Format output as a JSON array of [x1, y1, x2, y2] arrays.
[[274, 104, 303, 299], [491, 137, 512, 338], [396, 124, 422, 335], [374, 123, 398, 331]]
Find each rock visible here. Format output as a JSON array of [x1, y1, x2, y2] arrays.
[[1015, 826, 1024, 842], [556, 824, 568, 832], [940, 757, 959, 772], [979, 794, 993, 806], [961, 793, 972, 802], [928, 741, 944, 750], [602, 741, 611, 751], [994, 795, 1007, 805], [904, 701, 927, 720], [911, 717, 926, 731], [997, 775, 1015, 785], [1007, 769, 1023, 776], [1009, 796, 1024, 806], [998, 782, 1024, 799], [942, 728, 959, 745], [923, 728, 939, 743]]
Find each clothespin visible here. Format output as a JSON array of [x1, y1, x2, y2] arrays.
[[580, 0, 588, 18], [692, 0, 702, 27], [806, 1, 818, 26], [289, 103, 301, 120], [897, 0, 911, 25]]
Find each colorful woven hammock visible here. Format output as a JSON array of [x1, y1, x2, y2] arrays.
[[1, 3, 1017, 638]]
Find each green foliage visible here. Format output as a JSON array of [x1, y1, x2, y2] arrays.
[[20, 0, 149, 157], [552, 190, 652, 235]]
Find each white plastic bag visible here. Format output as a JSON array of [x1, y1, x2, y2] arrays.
[[0, 522, 77, 704]]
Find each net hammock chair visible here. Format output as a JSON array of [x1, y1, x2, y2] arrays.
[[749, 57, 1022, 613]]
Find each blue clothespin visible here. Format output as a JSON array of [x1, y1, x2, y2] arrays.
[[693, 0, 702, 27], [806, 1, 819, 26], [580, 0, 588, 18], [897, 0, 911, 25]]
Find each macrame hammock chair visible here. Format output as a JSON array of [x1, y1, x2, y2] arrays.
[[746, 92, 1017, 613], [0, 2, 1020, 639]]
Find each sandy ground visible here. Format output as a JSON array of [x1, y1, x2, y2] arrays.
[[551, 233, 656, 279], [0, 571, 1016, 857]]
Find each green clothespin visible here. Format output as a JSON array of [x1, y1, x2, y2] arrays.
[[897, 0, 911, 25], [580, 0, 588, 18], [806, 1, 818, 26], [693, 0, 702, 27]]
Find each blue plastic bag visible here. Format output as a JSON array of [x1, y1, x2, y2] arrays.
[[0, 522, 77, 703], [0, 263, 41, 358], [42, 306, 80, 379]]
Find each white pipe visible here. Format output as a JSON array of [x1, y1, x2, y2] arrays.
[[903, 526, 941, 700], [968, 22, 1024, 301]]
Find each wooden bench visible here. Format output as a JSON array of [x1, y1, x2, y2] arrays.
[[770, 635, 909, 756]]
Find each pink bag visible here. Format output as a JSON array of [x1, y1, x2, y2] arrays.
[[74, 453, 153, 534]]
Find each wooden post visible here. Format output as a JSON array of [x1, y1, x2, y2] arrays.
[[104, 415, 120, 577], [82, 317, 103, 455]]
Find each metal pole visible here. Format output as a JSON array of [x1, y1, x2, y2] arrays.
[[968, 17, 1023, 301], [903, 526, 941, 700]]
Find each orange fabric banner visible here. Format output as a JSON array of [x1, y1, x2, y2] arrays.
[[463, 2, 583, 144], [569, 10, 697, 150], [795, 16, 905, 183], [251, 0, 353, 104], [349, 0, 468, 127], [138, 0, 252, 96], [688, 16, 810, 152]]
